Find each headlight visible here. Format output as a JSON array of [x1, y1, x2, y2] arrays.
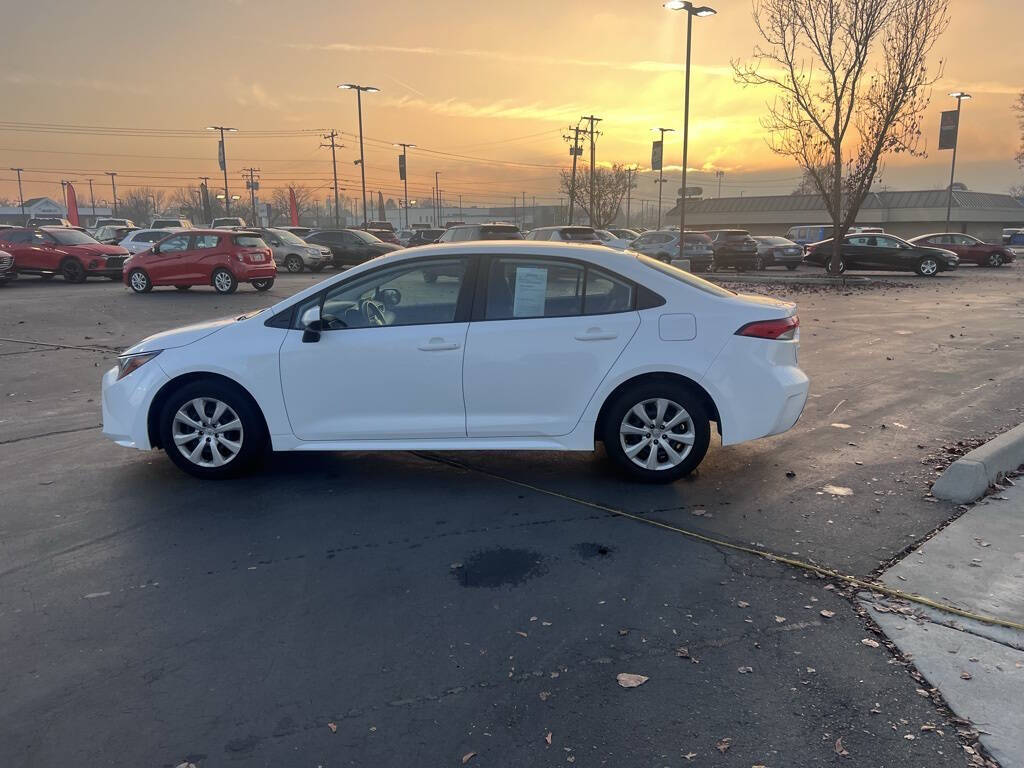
[[117, 350, 161, 380]]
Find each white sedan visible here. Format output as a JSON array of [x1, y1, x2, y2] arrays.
[[102, 242, 809, 481]]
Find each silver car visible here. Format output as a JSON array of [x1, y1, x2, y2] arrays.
[[752, 236, 805, 270], [630, 230, 715, 268], [258, 227, 331, 273], [118, 228, 185, 255]]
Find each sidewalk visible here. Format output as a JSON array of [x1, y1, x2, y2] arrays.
[[861, 480, 1024, 766]]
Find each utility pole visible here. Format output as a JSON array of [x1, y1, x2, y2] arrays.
[[625, 166, 637, 228], [321, 130, 344, 227], [206, 125, 238, 215], [513, 196, 517, 226], [459, 194, 463, 220], [945, 91, 971, 233], [437, 189, 444, 225], [394, 142, 415, 229], [87, 178, 96, 220], [434, 171, 441, 225], [562, 124, 585, 225], [242, 168, 260, 225], [715, 169, 724, 198], [10, 168, 26, 223], [522, 192, 526, 228], [104, 172, 118, 216], [581, 115, 602, 225]]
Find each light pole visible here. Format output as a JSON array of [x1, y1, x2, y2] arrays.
[[665, 0, 716, 238], [434, 170, 442, 225], [10, 168, 25, 223], [206, 125, 238, 215], [394, 142, 415, 229], [104, 172, 118, 216], [945, 91, 971, 233], [338, 84, 380, 227], [625, 165, 638, 228], [651, 127, 676, 228]]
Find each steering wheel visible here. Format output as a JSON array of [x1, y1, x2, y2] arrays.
[[361, 298, 387, 327], [378, 287, 402, 308]]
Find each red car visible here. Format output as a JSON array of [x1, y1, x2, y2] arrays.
[[0, 226, 130, 282], [910, 233, 1016, 267], [123, 230, 276, 294]]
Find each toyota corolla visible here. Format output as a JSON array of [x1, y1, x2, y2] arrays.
[[101, 242, 809, 482]]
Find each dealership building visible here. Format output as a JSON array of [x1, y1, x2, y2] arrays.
[[0, 197, 115, 227], [666, 189, 1024, 241]]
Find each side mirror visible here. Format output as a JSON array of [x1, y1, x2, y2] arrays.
[[300, 306, 322, 343]]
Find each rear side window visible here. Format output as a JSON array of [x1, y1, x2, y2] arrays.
[[194, 235, 220, 249], [233, 235, 267, 248], [583, 268, 636, 315], [484, 258, 638, 320]]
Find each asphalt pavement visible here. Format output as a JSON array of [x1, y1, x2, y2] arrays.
[[1, 263, 1022, 766]]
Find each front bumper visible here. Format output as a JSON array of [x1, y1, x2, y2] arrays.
[[101, 361, 171, 450]]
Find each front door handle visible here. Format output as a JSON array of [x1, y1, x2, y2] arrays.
[[575, 327, 618, 341], [418, 337, 460, 351]]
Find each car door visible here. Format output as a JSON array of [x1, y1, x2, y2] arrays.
[[146, 234, 192, 283], [463, 255, 640, 437], [843, 236, 875, 268], [188, 233, 226, 282], [278, 256, 475, 441], [873, 236, 915, 269], [1, 231, 37, 270], [339, 231, 375, 263]]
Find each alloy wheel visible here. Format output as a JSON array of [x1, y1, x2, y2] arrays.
[[213, 271, 234, 293], [130, 271, 149, 292], [619, 398, 696, 471], [172, 397, 244, 468], [988, 253, 1002, 267], [285, 255, 304, 273], [919, 258, 938, 276]]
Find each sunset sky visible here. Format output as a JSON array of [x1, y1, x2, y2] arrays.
[[1, 0, 1021, 213]]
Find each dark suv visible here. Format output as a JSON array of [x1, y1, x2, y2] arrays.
[[436, 223, 523, 242], [305, 229, 401, 267], [701, 229, 759, 271], [407, 228, 445, 247]]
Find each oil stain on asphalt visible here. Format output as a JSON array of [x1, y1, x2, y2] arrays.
[[453, 548, 546, 588]]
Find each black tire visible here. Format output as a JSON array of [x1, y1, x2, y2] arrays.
[[61, 257, 87, 284], [252, 278, 274, 291], [916, 256, 939, 277], [128, 269, 152, 293], [786, 264, 799, 271], [986, 253, 1003, 268], [284, 254, 304, 273], [827, 256, 846, 275], [600, 380, 711, 483], [158, 379, 266, 479], [211, 268, 238, 294], [754, 255, 765, 271], [175, 285, 192, 291]]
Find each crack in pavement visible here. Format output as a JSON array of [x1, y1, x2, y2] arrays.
[[0, 424, 102, 446]]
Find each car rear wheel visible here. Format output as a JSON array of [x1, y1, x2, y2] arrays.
[[128, 269, 152, 293], [601, 381, 711, 483], [986, 253, 1003, 267], [158, 380, 265, 479], [916, 256, 939, 277], [61, 258, 87, 283], [252, 278, 274, 291], [284, 254, 304, 273], [212, 268, 238, 294]]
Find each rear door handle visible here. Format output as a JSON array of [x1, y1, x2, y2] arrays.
[[418, 337, 460, 351], [575, 327, 618, 341]]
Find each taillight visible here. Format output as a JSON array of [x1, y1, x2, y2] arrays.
[[736, 315, 799, 340]]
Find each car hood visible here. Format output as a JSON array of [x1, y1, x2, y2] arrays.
[[62, 243, 130, 257], [124, 316, 237, 354], [918, 246, 958, 260]]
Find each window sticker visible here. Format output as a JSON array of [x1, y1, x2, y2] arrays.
[[512, 266, 548, 317]]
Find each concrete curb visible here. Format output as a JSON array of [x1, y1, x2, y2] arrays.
[[932, 422, 1024, 504]]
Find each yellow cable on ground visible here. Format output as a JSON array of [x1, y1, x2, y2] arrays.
[[416, 453, 1024, 634]]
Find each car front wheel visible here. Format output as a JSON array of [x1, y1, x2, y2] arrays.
[[128, 269, 152, 293], [601, 381, 711, 483], [212, 268, 238, 294], [284, 254, 304, 273], [916, 256, 939, 277], [158, 380, 265, 479], [986, 253, 1003, 267], [61, 258, 87, 283]]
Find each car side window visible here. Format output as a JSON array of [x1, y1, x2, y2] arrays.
[[194, 235, 219, 249], [584, 267, 636, 316], [316, 258, 468, 330], [485, 257, 585, 320], [849, 236, 870, 246], [4, 231, 31, 244], [160, 235, 190, 253]]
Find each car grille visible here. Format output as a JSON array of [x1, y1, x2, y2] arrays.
[[0, 252, 13, 270], [105, 256, 127, 270]]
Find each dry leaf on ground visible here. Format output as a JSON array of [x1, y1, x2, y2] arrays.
[[715, 738, 732, 753], [616, 673, 649, 688], [738, 666, 754, 674], [774, 615, 787, 624], [462, 752, 477, 764], [327, 722, 337, 733], [835, 737, 850, 757], [545, 732, 552, 745], [820, 610, 835, 618], [861, 638, 880, 648]]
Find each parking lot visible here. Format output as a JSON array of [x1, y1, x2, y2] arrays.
[[2, 263, 1023, 766]]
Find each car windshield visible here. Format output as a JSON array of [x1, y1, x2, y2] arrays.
[[637, 254, 736, 297], [269, 229, 306, 245], [48, 229, 99, 245], [561, 227, 597, 241]]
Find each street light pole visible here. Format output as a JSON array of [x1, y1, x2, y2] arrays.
[[10, 168, 25, 223], [651, 127, 676, 229], [665, 1, 716, 238], [104, 172, 118, 216], [338, 84, 380, 228], [435, 171, 441, 225], [394, 143, 415, 229], [945, 91, 971, 233], [206, 125, 238, 215]]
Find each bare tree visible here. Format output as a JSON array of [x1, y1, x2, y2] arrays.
[[269, 185, 317, 226], [118, 187, 168, 226], [1014, 91, 1024, 171], [558, 164, 631, 228], [735, 0, 949, 273]]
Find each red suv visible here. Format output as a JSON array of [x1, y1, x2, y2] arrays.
[[0, 226, 130, 282], [123, 230, 276, 294]]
